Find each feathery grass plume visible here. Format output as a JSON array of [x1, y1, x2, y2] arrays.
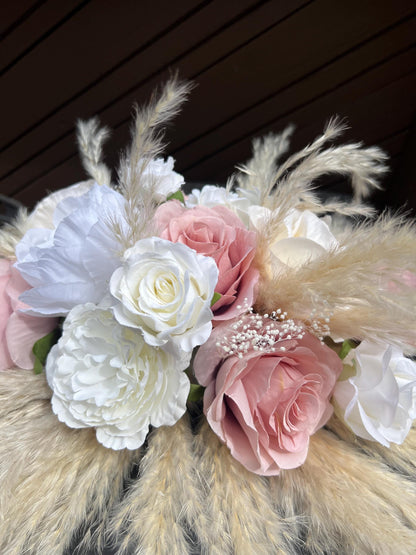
[[0, 208, 29, 259], [193, 420, 297, 555], [116, 75, 191, 250], [76, 117, 112, 186], [0, 370, 137, 555], [236, 125, 294, 204], [109, 415, 208, 555], [327, 415, 416, 479], [255, 213, 416, 352], [269, 142, 388, 214], [270, 425, 416, 555]]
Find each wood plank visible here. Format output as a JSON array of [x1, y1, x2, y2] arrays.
[[0, 0, 204, 149], [0, 0, 42, 38], [183, 65, 416, 182], [6, 0, 416, 204], [0, 0, 86, 74], [173, 16, 416, 173], [13, 69, 416, 208], [1, 0, 307, 193]]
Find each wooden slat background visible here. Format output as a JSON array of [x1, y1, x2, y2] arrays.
[[1, 0, 415, 211]]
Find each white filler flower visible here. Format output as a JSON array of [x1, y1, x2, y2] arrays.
[[333, 340, 416, 447], [46, 304, 191, 450], [110, 237, 219, 352]]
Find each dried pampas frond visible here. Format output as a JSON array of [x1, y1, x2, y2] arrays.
[[236, 125, 294, 203], [115, 75, 191, 248], [0, 371, 138, 555], [76, 117, 112, 186], [256, 212, 416, 351], [0, 208, 29, 258]]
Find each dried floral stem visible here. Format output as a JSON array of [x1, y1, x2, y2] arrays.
[[76, 117, 112, 186], [109, 415, 208, 555], [194, 421, 294, 555]]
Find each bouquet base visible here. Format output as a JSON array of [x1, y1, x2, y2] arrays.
[[1, 370, 415, 554]]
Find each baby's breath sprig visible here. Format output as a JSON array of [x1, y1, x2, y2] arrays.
[[216, 304, 305, 359]]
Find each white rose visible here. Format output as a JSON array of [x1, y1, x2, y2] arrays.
[[186, 185, 251, 225], [110, 237, 218, 352], [249, 207, 338, 271], [46, 304, 191, 450], [333, 340, 416, 447], [141, 157, 184, 201]]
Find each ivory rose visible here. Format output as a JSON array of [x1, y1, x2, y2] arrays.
[[155, 201, 259, 321], [194, 322, 343, 475], [110, 237, 218, 352], [0, 259, 57, 371]]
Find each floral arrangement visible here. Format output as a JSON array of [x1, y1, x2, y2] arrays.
[[1, 77, 416, 482]]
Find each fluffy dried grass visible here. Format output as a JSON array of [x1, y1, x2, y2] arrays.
[[0, 370, 138, 555]]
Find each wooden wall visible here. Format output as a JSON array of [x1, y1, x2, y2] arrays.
[[1, 0, 415, 211]]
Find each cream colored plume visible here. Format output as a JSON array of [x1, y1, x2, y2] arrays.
[[76, 117, 112, 186]]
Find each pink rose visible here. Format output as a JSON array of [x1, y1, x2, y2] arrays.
[[155, 201, 259, 321], [0, 259, 57, 371], [194, 321, 343, 475]]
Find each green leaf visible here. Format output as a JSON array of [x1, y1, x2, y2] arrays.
[[167, 190, 185, 204], [32, 328, 61, 374], [187, 383, 205, 403], [339, 339, 356, 360], [211, 291, 221, 307]]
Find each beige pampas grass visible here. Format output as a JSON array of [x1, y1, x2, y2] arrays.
[[76, 117, 112, 186], [109, 415, 210, 555], [115, 75, 191, 249], [0, 370, 138, 555], [0, 209, 29, 259], [255, 213, 416, 352], [271, 422, 416, 555]]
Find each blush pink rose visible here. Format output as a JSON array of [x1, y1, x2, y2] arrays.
[[155, 201, 259, 321], [0, 259, 57, 371], [194, 322, 343, 475]]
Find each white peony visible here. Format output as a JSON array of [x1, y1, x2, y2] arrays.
[[249, 207, 338, 272], [110, 237, 218, 352], [140, 157, 184, 201], [186, 185, 251, 225], [333, 340, 416, 447], [46, 303, 191, 450], [15, 183, 126, 316]]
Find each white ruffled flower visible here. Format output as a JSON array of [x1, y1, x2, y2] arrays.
[[249, 207, 338, 271], [186, 185, 251, 225], [141, 157, 184, 201], [333, 341, 416, 447], [110, 237, 218, 352], [27, 180, 95, 229], [15, 183, 126, 316], [46, 303, 191, 450]]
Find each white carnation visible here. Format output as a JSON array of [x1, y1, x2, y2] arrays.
[[110, 237, 218, 352], [333, 341, 416, 447], [46, 303, 191, 450]]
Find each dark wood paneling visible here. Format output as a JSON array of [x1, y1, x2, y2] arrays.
[[1, 0, 415, 210]]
